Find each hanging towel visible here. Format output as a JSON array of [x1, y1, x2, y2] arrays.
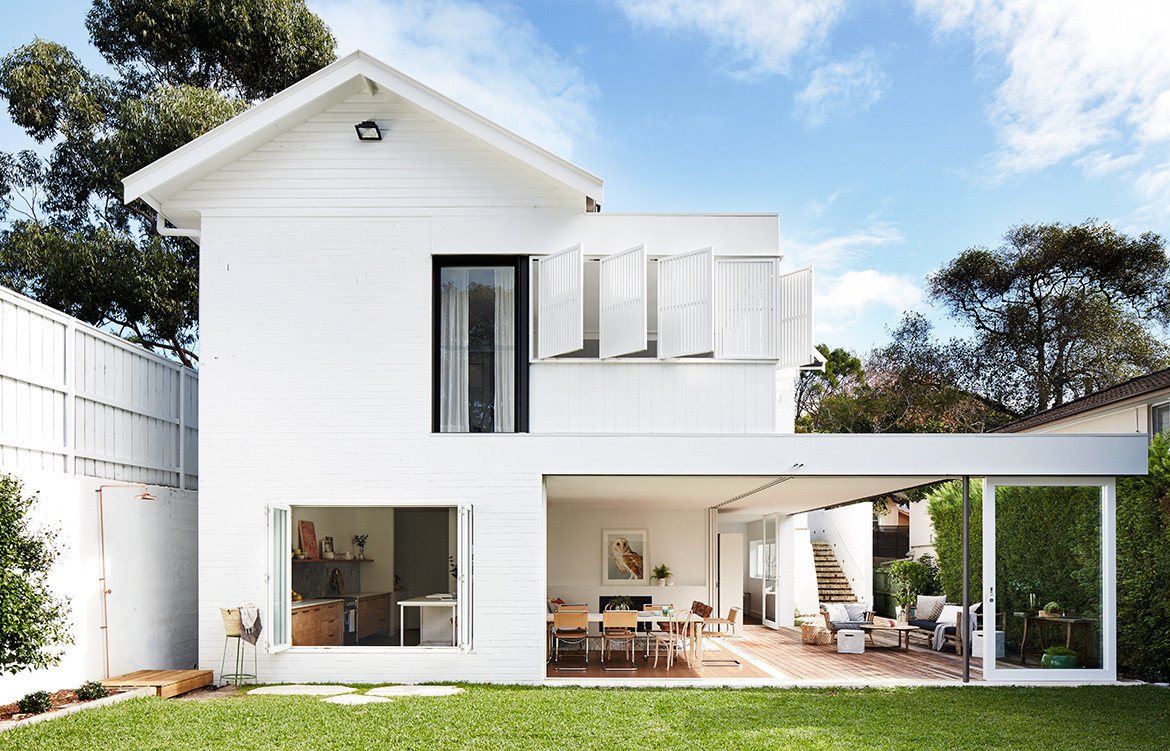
[[240, 605, 262, 645]]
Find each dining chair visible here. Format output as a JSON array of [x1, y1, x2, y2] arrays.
[[552, 610, 590, 670], [699, 606, 742, 667], [641, 603, 671, 657], [601, 610, 638, 671], [650, 608, 692, 671]]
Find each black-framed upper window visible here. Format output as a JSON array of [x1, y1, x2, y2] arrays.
[[433, 256, 528, 433], [1152, 403, 1169, 437]]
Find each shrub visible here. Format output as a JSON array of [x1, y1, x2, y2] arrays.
[[0, 473, 73, 673], [76, 680, 109, 701], [888, 555, 941, 600], [1044, 646, 1077, 657], [926, 481, 983, 600], [18, 690, 53, 714]]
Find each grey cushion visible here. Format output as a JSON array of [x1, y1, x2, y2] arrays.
[[830, 620, 871, 631]]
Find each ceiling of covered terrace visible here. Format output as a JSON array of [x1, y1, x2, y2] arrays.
[[543, 474, 951, 519]]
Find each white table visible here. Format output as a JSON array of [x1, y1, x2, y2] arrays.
[[399, 595, 457, 646]]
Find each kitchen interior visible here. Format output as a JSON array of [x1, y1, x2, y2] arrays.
[[290, 506, 456, 646]]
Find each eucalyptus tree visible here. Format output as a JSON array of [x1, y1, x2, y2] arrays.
[[0, 1, 335, 365]]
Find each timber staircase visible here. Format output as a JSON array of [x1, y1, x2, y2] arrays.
[[812, 541, 857, 603]]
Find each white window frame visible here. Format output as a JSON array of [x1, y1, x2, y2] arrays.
[[982, 477, 1116, 683], [270, 501, 474, 654], [266, 501, 292, 653], [1150, 401, 1170, 437]]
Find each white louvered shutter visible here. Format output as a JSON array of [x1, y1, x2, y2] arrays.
[[714, 258, 780, 359], [777, 265, 814, 368], [599, 244, 647, 358], [657, 248, 714, 358], [536, 245, 584, 358]]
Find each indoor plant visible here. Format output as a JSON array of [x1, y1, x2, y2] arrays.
[[352, 533, 369, 559], [651, 563, 672, 587], [1041, 645, 1078, 669]]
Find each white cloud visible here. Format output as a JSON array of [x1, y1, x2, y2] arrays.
[[794, 48, 888, 127], [817, 270, 923, 319], [781, 220, 904, 272], [309, 0, 597, 157], [914, 0, 1170, 195], [616, 0, 848, 77]]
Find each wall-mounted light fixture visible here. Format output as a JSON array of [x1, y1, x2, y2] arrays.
[[355, 120, 382, 141]]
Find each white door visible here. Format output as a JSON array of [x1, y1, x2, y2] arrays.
[[718, 533, 744, 635]]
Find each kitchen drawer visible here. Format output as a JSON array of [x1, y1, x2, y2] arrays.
[[292, 601, 343, 646], [358, 594, 391, 640]]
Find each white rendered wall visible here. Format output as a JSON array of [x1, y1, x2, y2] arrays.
[[908, 500, 937, 559], [807, 504, 873, 606], [792, 512, 820, 616], [0, 471, 197, 703], [547, 506, 709, 611]]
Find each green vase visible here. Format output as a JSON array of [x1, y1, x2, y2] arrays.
[[1041, 653, 1078, 669]]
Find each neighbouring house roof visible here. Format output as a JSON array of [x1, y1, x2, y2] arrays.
[[122, 50, 604, 228], [993, 367, 1170, 433]]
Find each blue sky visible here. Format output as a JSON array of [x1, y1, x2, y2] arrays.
[[4, 1, 1170, 353]]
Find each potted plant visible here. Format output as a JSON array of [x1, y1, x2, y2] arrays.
[[607, 595, 634, 610], [893, 588, 916, 624], [1041, 601, 1062, 618], [1041, 645, 1078, 669], [352, 533, 369, 559], [651, 563, 672, 587]]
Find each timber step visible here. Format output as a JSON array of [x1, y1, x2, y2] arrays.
[[102, 669, 213, 699], [811, 541, 857, 604]]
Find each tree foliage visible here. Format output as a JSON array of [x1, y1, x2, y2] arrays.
[[0, 473, 72, 674], [0, 1, 336, 364], [801, 316, 1014, 433], [929, 220, 1170, 414]]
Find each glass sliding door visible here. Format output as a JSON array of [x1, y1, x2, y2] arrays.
[[435, 257, 525, 433], [983, 477, 1115, 682], [762, 514, 779, 629]]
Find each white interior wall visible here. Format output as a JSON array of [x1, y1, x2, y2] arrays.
[[792, 512, 819, 616], [547, 506, 709, 611], [741, 519, 764, 619], [0, 470, 197, 703], [808, 504, 873, 606]]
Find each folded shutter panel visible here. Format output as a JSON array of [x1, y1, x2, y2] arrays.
[[714, 258, 780, 359], [777, 265, 814, 368], [658, 248, 714, 358], [536, 245, 584, 358], [599, 244, 647, 358]]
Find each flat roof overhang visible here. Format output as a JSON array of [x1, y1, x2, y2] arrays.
[[436, 432, 1148, 516]]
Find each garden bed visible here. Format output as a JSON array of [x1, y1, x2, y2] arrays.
[[0, 686, 151, 731]]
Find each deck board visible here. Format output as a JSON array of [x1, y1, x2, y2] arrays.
[[102, 669, 214, 698]]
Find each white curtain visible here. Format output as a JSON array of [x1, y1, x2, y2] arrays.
[[493, 268, 515, 432], [439, 269, 470, 432]]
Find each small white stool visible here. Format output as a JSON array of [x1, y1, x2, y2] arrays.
[[837, 629, 865, 654], [971, 629, 1005, 659]]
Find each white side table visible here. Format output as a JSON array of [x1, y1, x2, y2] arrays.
[[837, 629, 865, 654], [971, 629, 1005, 659]]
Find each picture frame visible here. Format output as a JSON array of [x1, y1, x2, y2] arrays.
[[298, 521, 317, 559], [602, 529, 649, 586]]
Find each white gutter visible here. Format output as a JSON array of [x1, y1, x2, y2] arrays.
[[155, 210, 200, 240]]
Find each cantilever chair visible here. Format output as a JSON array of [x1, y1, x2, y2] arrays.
[[551, 610, 590, 670], [601, 610, 638, 671]]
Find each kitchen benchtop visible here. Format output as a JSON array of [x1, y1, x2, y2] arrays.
[[291, 598, 343, 609], [339, 591, 393, 599]]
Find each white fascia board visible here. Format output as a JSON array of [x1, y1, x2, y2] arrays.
[[123, 50, 603, 210], [435, 432, 1149, 478]]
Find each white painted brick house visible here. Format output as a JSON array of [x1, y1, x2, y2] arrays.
[[124, 52, 1144, 685]]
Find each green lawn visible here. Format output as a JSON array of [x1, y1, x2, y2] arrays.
[[2, 685, 1167, 750]]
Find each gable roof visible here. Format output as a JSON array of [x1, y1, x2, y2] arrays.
[[993, 367, 1170, 433], [123, 50, 603, 225]]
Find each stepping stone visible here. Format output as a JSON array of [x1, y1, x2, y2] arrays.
[[248, 685, 356, 696], [366, 686, 465, 697], [321, 694, 392, 705]]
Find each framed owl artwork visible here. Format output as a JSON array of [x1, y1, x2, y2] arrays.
[[602, 529, 649, 586]]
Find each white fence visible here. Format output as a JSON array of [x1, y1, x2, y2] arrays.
[[0, 287, 198, 489]]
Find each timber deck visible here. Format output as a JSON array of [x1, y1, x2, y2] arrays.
[[102, 669, 214, 698], [546, 625, 983, 684]]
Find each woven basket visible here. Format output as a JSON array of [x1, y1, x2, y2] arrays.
[[801, 622, 831, 645], [220, 607, 242, 636]]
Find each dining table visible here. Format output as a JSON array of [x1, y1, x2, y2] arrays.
[[546, 611, 707, 665]]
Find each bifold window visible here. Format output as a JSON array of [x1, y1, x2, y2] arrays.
[[433, 256, 528, 433], [267, 504, 473, 651]]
